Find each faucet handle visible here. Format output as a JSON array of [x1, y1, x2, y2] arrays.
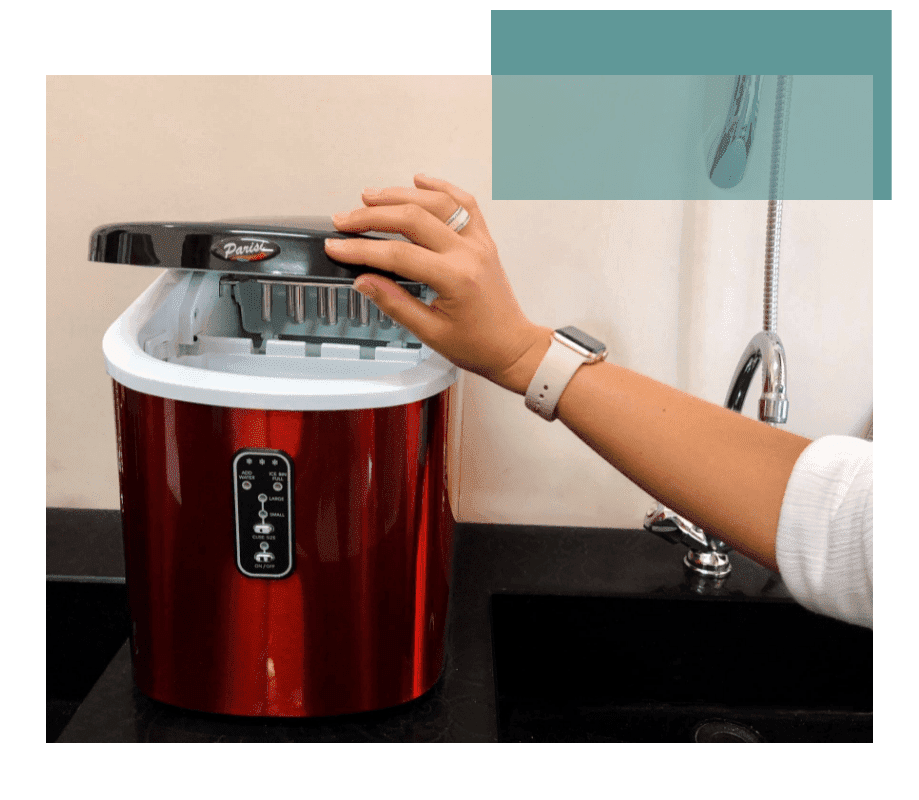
[[643, 502, 731, 554], [644, 502, 734, 578]]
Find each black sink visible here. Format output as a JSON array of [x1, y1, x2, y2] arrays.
[[46, 580, 131, 742], [491, 594, 872, 742]]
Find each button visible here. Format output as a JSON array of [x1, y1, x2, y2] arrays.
[[241, 481, 252, 490], [258, 510, 268, 519], [254, 541, 275, 563], [273, 482, 283, 491], [254, 523, 274, 534], [258, 493, 268, 502]]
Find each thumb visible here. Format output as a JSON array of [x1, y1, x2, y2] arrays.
[[353, 275, 445, 344]]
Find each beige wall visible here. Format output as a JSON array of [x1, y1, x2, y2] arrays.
[[47, 76, 872, 528]]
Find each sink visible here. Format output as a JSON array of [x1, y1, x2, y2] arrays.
[[490, 594, 872, 742]]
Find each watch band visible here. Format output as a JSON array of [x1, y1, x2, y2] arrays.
[[524, 337, 593, 421]]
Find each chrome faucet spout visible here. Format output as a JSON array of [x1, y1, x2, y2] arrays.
[[725, 330, 788, 424]]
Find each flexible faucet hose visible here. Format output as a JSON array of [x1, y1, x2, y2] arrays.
[[763, 76, 793, 334]]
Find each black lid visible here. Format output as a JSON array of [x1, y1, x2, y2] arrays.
[[88, 216, 423, 288]]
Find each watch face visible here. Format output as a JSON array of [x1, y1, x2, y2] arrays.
[[556, 326, 606, 355]]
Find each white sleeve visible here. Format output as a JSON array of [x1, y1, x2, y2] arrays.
[[775, 435, 873, 629]]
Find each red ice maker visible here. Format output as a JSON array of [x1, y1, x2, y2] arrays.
[[92, 218, 457, 717]]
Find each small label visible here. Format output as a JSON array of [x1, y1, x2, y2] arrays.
[[211, 236, 281, 263]]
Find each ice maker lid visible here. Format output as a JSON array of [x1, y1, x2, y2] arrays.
[[88, 216, 424, 289]]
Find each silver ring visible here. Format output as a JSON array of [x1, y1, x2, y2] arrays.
[[445, 205, 470, 233]]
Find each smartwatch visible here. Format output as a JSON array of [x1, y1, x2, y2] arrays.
[[525, 326, 607, 421]]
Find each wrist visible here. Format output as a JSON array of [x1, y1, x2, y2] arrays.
[[498, 325, 553, 395]]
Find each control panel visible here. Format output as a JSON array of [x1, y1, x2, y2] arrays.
[[232, 449, 294, 578]]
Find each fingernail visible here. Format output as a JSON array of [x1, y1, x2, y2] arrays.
[[324, 237, 342, 250], [353, 277, 375, 298], [331, 212, 348, 225], [362, 187, 381, 197]]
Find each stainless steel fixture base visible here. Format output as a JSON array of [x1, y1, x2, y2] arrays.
[[643, 502, 733, 578], [683, 550, 732, 578]]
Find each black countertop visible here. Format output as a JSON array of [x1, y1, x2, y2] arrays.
[[47, 508, 819, 743]]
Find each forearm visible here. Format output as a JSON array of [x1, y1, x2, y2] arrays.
[[328, 180, 811, 572], [510, 327, 811, 571]]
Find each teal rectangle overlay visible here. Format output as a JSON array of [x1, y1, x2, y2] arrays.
[[492, 11, 890, 200], [493, 75, 872, 201]]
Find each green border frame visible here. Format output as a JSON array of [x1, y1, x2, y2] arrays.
[[28, 0, 904, 797]]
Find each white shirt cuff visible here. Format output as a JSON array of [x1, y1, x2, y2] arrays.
[[775, 435, 873, 629]]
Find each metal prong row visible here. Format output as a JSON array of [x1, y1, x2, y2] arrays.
[[257, 281, 393, 327]]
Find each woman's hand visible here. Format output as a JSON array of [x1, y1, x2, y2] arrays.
[[324, 174, 550, 394]]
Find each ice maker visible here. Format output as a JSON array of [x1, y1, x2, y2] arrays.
[[91, 217, 458, 717]]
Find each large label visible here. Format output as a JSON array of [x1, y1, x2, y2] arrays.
[[212, 236, 281, 263], [233, 449, 294, 578]]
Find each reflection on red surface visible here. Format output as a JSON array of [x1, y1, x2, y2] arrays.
[[113, 381, 454, 717]]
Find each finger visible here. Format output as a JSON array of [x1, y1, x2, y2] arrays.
[[413, 174, 482, 218], [361, 186, 457, 223], [323, 236, 454, 293], [362, 185, 478, 237], [332, 203, 458, 254], [353, 274, 449, 347], [413, 174, 484, 236]]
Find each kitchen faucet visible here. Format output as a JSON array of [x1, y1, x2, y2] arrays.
[[644, 76, 793, 578], [643, 330, 788, 577]]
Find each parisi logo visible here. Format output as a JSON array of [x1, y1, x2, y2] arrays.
[[211, 236, 281, 262]]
